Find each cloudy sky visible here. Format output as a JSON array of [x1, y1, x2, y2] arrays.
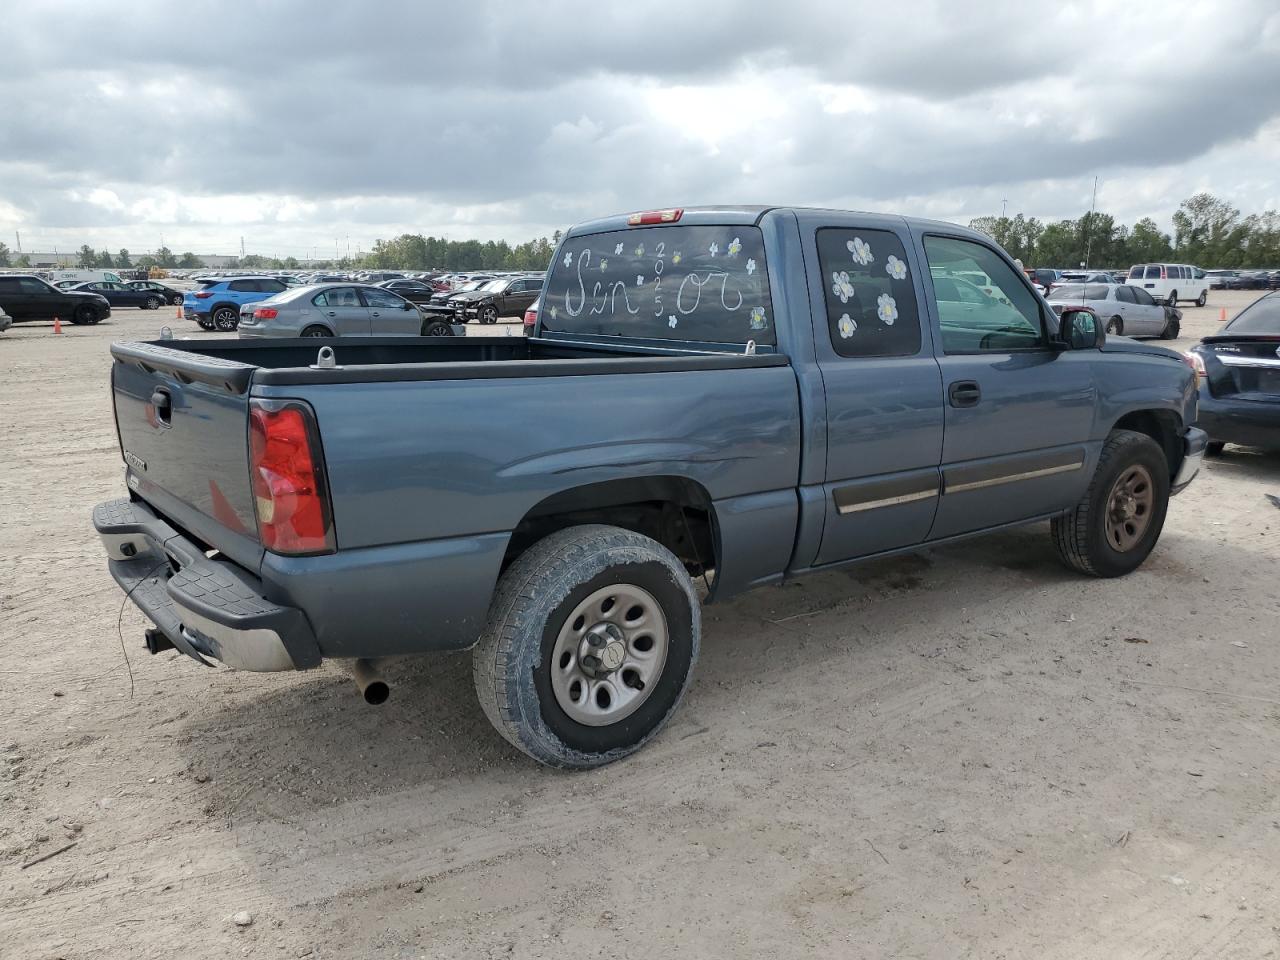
[[3, 0, 1279, 258]]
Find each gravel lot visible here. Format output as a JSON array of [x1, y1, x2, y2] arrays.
[[1, 292, 1277, 959]]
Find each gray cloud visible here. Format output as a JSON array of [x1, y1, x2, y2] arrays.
[[1, 0, 1278, 254]]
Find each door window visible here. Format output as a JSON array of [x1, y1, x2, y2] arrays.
[[1144, 265, 1162, 279], [924, 236, 1044, 353], [359, 286, 404, 308], [19, 278, 51, 294], [258, 279, 287, 293], [0, 278, 21, 293], [1115, 285, 1136, 303], [228, 279, 256, 292], [314, 287, 360, 308], [817, 228, 921, 358], [1131, 287, 1157, 307]]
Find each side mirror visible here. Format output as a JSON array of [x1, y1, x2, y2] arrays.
[[402, 300, 414, 310], [1056, 309, 1104, 350]]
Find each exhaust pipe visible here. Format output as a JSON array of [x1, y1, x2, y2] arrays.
[[349, 658, 389, 705]]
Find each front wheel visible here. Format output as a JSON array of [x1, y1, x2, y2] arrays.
[[1106, 316, 1123, 336], [472, 524, 701, 769], [1052, 429, 1170, 578], [1196, 290, 1207, 307], [1159, 315, 1180, 339], [1167, 290, 1178, 307], [421, 319, 453, 337], [212, 306, 239, 331], [480, 305, 498, 325]]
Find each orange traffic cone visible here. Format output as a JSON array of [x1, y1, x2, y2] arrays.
[[175, 303, 182, 319], [1219, 307, 1227, 322], [53, 316, 62, 335]]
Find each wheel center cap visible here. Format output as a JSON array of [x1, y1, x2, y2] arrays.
[[580, 622, 626, 677]]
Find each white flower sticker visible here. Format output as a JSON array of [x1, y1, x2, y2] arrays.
[[709, 241, 719, 257], [614, 242, 624, 256], [636, 274, 644, 286], [746, 258, 757, 276], [600, 258, 608, 271], [672, 251, 682, 265], [727, 237, 742, 257], [668, 315, 678, 329], [563, 252, 572, 268], [886, 255, 907, 280], [848, 237, 874, 266], [831, 270, 855, 304], [549, 306, 558, 320], [837, 313, 857, 338], [634, 243, 644, 257], [749, 306, 768, 330], [877, 293, 898, 325]]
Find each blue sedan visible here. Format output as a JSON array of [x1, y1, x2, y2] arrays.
[[68, 281, 168, 309]]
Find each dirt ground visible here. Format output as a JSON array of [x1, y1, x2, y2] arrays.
[[1, 292, 1278, 959]]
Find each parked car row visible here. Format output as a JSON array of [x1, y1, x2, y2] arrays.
[[1046, 283, 1181, 339], [0, 274, 112, 325], [238, 283, 462, 339], [1204, 269, 1280, 290]]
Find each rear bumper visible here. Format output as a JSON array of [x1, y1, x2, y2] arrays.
[[1196, 391, 1280, 449], [1171, 426, 1207, 494], [93, 498, 320, 671]]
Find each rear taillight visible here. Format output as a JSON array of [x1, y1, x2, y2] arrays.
[[248, 401, 334, 555], [523, 309, 537, 326], [255, 307, 278, 319], [1183, 351, 1205, 387], [195, 291, 213, 299], [628, 208, 683, 225]]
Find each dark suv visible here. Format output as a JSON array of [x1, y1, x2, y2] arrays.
[[0, 274, 112, 325], [452, 275, 545, 324]]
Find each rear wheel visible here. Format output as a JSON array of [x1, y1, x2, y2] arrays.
[[144, 295, 161, 310], [421, 319, 453, 337], [1206, 441, 1226, 457], [212, 306, 239, 331], [1052, 430, 1170, 578], [473, 524, 700, 768], [1196, 290, 1207, 307], [197, 317, 215, 330], [1106, 316, 1123, 335], [300, 325, 331, 338], [1167, 290, 1177, 307]]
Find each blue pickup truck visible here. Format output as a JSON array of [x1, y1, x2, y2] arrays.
[[95, 206, 1205, 768]]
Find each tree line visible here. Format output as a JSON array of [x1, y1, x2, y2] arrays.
[[969, 193, 1280, 269]]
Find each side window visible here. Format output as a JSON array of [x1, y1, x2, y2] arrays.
[[311, 291, 330, 307], [0, 277, 20, 293], [228, 279, 254, 292], [20, 278, 50, 294], [817, 228, 921, 358], [1131, 287, 1156, 307], [360, 286, 403, 308], [1144, 265, 1162, 279], [1115, 285, 1136, 304], [924, 236, 1044, 353], [260, 279, 286, 293]]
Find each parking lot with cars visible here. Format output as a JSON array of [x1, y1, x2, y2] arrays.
[[1, 285, 1277, 958]]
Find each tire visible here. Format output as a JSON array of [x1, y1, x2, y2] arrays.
[[1159, 314, 1180, 340], [480, 305, 498, 325], [171, 294, 183, 306], [72, 305, 97, 326], [1051, 429, 1171, 578], [1196, 290, 1207, 307], [144, 296, 161, 310], [300, 325, 331, 338], [1106, 316, 1123, 336], [473, 524, 701, 769], [197, 317, 215, 331], [1167, 290, 1177, 307], [212, 306, 239, 331], [1206, 441, 1226, 457], [421, 319, 453, 337]]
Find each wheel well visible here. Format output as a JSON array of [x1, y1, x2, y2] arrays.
[[1113, 410, 1182, 477], [211, 301, 239, 315], [502, 477, 718, 582], [302, 323, 334, 335]]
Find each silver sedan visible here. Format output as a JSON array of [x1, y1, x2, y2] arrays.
[[1047, 282, 1178, 339], [237, 283, 461, 338]]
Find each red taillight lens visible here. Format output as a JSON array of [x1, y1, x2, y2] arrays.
[[248, 402, 334, 555], [523, 309, 537, 326], [1183, 351, 1205, 387], [195, 291, 213, 299], [627, 208, 683, 225], [255, 307, 278, 319]]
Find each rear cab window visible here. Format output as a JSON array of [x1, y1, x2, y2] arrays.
[[540, 225, 774, 346]]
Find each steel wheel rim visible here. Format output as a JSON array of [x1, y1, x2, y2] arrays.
[[1105, 464, 1154, 552], [550, 583, 669, 727]]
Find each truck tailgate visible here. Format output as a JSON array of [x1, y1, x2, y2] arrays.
[[111, 342, 263, 570]]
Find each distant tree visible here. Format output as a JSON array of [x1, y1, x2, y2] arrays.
[[0, 241, 9, 267], [117, 248, 132, 268], [283, 256, 299, 269], [1125, 217, 1173, 264], [154, 246, 177, 268], [178, 252, 202, 268], [137, 254, 157, 270], [98, 249, 115, 268], [77, 244, 97, 268], [14, 253, 31, 267]]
